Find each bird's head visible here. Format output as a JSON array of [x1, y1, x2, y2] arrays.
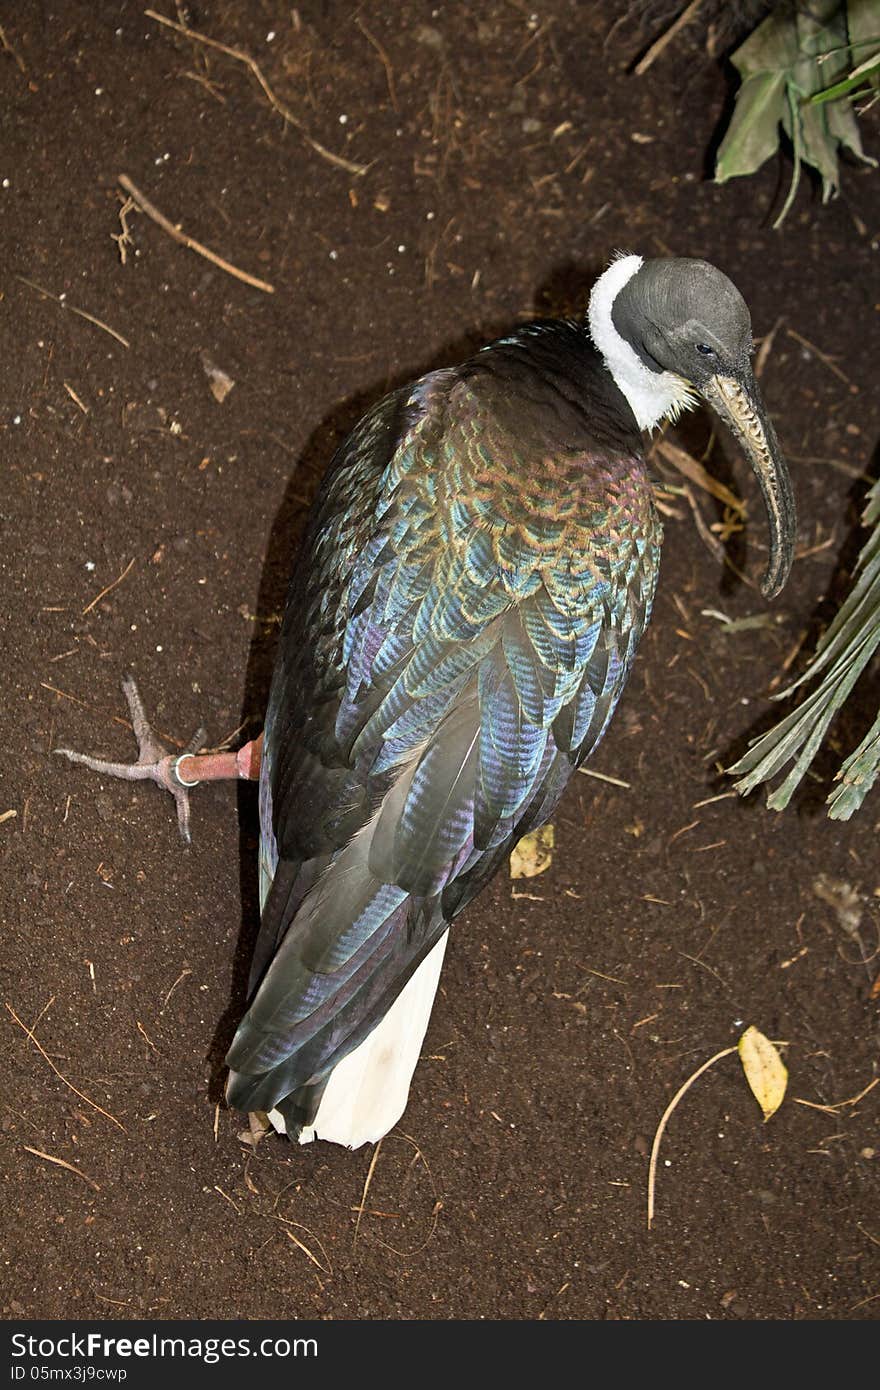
[[589, 253, 796, 599]]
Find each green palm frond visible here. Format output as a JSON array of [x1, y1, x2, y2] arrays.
[[730, 477, 880, 820]]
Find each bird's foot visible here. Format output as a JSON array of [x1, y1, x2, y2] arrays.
[[55, 676, 209, 843]]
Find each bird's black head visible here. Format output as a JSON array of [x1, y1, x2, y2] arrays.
[[611, 257, 753, 385], [605, 255, 795, 600]]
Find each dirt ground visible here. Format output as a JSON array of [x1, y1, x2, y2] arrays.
[[2, 1, 878, 1323]]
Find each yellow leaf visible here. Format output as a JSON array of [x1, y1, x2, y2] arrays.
[[509, 825, 555, 879], [738, 1026, 788, 1121]]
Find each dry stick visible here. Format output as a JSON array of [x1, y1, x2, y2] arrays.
[[145, 8, 370, 177], [23, 1145, 101, 1192], [0, 25, 27, 75], [654, 437, 746, 517], [372, 1132, 441, 1258], [41, 681, 184, 746], [785, 326, 855, 388], [40, 682, 89, 708], [682, 483, 726, 566], [15, 275, 130, 349], [63, 382, 89, 414], [634, 0, 706, 77], [353, 1138, 383, 1248], [356, 16, 398, 111], [850, 1291, 880, 1313], [117, 175, 275, 294], [161, 967, 192, 1013], [6, 1002, 127, 1133], [577, 767, 631, 789], [281, 1224, 332, 1275], [113, 195, 136, 265], [755, 316, 784, 380], [857, 1222, 880, 1250], [81, 556, 136, 616], [647, 1044, 736, 1229], [793, 1075, 879, 1115]]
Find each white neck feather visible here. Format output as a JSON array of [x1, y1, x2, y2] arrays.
[[588, 253, 694, 432]]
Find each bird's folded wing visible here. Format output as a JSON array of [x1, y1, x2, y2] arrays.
[[226, 362, 657, 1109]]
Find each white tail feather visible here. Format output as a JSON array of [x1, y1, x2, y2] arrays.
[[267, 929, 449, 1148]]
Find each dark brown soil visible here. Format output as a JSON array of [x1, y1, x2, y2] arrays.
[[2, 1, 878, 1322]]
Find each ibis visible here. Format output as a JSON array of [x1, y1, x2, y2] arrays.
[[58, 253, 796, 1147]]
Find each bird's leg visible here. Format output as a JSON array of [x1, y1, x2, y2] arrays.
[[55, 676, 263, 844]]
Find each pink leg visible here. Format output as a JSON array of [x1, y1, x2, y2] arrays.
[[55, 676, 262, 844]]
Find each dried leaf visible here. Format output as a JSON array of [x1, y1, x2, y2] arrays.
[[200, 351, 235, 403], [653, 437, 746, 516], [738, 1026, 788, 1121], [510, 825, 554, 879]]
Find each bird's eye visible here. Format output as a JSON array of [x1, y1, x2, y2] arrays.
[[696, 343, 716, 357]]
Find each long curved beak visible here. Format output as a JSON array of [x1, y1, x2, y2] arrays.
[[700, 370, 796, 599]]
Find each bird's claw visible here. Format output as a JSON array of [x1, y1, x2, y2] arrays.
[[55, 675, 208, 843]]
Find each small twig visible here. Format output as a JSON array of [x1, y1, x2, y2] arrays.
[[63, 382, 89, 414], [136, 1020, 159, 1053], [81, 557, 136, 616], [577, 767, 631, 789], [754, 316, 784, 380], [634, 0, 705, 77], [161, 967, 192, 1013], [354, 1139, 383, 1248], [118, 174, 275, 294], [23, 1145, 100, 1192], [0, 809, 17, 826], [6, 1001, 126, 1132], [0, 24, 27, 75], [145, 9, 370, 177], [683, 484, 726, 564], [653, 437, 746, 517], [578, 964, 628, 986], [371, 1133, 442, 1257], [214, 1184, 241, 1214], [273, 1216, 332, 1275], [691, 791, 736, 809], [648, 1044, 736, 1229], [786, 327, 854, 387], [356, 17, 398, 111], [679, 950, 728, 989], [793, 1076, 878, 1115], [112, 194, 136, 265], [181, 70, 227, 104], [16, 275, 130, 349], [850, 1290, 880, 1312]]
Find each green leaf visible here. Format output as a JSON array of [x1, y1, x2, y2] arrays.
[[846, 0, 880, 50], [827, 712, 880, 819], [798, 101, 842, 198], [715, 72, 787, 182], [729, 477, 880, 818], [826, 97, 878, 166], [730, 9, 802, 78], [811, 52, 880, 103]]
